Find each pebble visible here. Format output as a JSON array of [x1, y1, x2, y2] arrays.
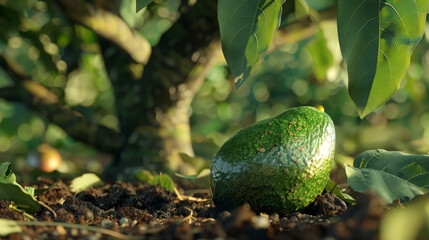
[[80, 229, 89, 235], [251, 216, 270, 229], [22, 235, 32, 240], [102, 219, 113, 228], [88, 235, 100, 240], [131, 220, 138, 227], [140, 226, 148, 231], [321, 237, 337, 240], [84, 209, 94, 221], [219, 210, 232, 219], [290, 216, 299, 222], [119, 217, 129, 227], [56, 226, 67, 235], [70, 228, 79, 236]]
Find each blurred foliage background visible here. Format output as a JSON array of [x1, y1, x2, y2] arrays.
[[1, 0, 429, 178]]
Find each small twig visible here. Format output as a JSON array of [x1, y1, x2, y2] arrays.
[[180, 195, 209, 203], [15, 220, 141, 240], [38, 201, 57, 218], [8, 205, 36, 221], [179, 207, 194, 224], [173, 187, 184, 201]]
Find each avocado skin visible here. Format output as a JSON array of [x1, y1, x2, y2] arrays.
[[210, 106, 335, 214]]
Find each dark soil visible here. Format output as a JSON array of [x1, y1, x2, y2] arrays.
[[0, 178, 385, 240]]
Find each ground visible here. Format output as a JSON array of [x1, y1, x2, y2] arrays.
[[1, 178, 386, 239]]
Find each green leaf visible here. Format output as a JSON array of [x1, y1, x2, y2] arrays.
[[0, 162, 40, 213], [121, 0, 147, 28], [24, 186, 35, 197], [380, 195, 429, 240], [136, 0, 154, 12], [178, 152, 211, 173], [337, 0, 429, 118], [175, 169, 211, 180], [0, 183, 40, 214], [295, 0, 310, 16], [0, 218, 22, 236], [0, 162, 14, 183], [69, 173, 103, 194], [325, 179, 355, 204], [306, 27, 334, 82], [345, 165, 427, 204], [218, 0, 284, 88], [149, 173, 175, 192], [354, 149, 429, 189], [305, 0, 336, 10], [135, 169, 155, 182], [138, 0, 180, 46]]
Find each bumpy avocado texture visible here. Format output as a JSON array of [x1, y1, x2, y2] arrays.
[[210, 106, 335, 214]]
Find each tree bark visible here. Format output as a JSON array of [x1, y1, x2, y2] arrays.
[[100, 0, 220, 177]]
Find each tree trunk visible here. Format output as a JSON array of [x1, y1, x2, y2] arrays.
[[102, 0, 220, 178]]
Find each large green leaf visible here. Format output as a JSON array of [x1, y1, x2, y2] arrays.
[[337, 0, 429, 118], [345, 165, 427, 204], [305, 0, 336, 10], [218, 0, 284, 88], [345, 149, 429, 203], [354, 149, 429, 189], [0, 162, 40, 214]]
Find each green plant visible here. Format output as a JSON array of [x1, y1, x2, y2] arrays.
[[135, 170, 175, 192], [345, 149, 429, 203], [219, 0, 428, 118], [0, 162, 39, 214]]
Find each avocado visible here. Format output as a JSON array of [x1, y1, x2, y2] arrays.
[[210, 106, 335, 214]]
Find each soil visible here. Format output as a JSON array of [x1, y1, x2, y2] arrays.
[[0, 178, 386, 240]]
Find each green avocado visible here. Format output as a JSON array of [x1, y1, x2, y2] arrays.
[[210, 106, 335, 214]]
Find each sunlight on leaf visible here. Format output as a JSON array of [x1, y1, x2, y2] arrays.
[[306, 27, 334, 82], [380, 195, 429, 240], [218, 0, 284, 88], [69, 173, 103, 194], [135, 169, 154, 182], [337, 0, 429, 117], [0, 218, 22, 237]]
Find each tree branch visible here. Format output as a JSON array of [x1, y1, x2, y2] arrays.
[[270, 5, 337, 52], [0, 54, 124, 154], [55, 0, 151, 64]]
